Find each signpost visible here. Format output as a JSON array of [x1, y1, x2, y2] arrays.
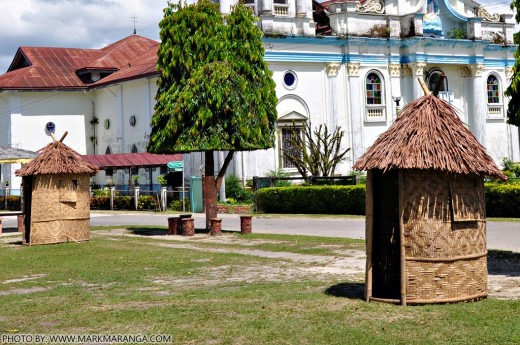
[[167, 161, 185, 212]]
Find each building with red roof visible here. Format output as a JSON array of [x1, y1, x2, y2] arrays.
[[0, 0, 518, 192]]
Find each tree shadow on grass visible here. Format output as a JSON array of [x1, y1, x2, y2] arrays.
[[488, 249, 520, 277], [127, 227, 211, 236], [324, 282, 365, 300]]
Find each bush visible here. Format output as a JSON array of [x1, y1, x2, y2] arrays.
[[138, 196, 158, 210], [90, 196, 110, 209], [225, 175, 253, 202], [266, 169, 292, 187], [5, 196, 21, 210], [169, 199, 190, 212], [484, 183, 520, 217], [114, 196, 133, 210], [254, 185, 366, 215]]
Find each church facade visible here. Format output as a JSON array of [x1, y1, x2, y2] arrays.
[[0, 0, 517, 190]]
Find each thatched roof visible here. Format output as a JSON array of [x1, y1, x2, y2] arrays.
[[16, 141, 98, 177], [353, 95, 507, 180], [0, 146, 38, 164]]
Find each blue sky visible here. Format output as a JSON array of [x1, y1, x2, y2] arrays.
[[0, 0, 515, 74]]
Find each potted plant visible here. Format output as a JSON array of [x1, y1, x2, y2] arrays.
[[157, 175, 168, 187], [133, 175, 140, 186]]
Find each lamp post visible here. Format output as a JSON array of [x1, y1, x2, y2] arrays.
[[393, 96, 402, 119]]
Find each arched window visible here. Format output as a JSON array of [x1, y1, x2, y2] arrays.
[[486, 74, 503, 118], [365, 71, 386, 121], [131, 144, 138, 153], [426, 68, 448, 92], [487, 75, 501, 104], [105, 146, 112, 154]]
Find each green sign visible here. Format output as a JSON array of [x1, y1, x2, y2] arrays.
[[167, 161, 183, 172]]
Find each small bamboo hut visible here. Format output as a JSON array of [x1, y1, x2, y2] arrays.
[[353, 91, 506, 305], [16, 134, 98, 245]]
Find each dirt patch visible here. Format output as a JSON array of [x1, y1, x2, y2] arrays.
[[94, 231, 520, 300], [3, 274, 47, 284], [0, 286, 51, 296]]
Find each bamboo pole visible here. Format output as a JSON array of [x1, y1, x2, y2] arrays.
[[365, 170, 374, 302], [59, 131, 68, 142], [417, 77, 431, 96], [50, 133, 58, 142]]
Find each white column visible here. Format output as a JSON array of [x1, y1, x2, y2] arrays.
[[220, 0, 234, 16], [469, 64, 486, 145], [389, 64, 402, 120], [326, 63, 341, 130], [408, 62, 427, 100], [346, 63, 363, 163], [260, 0, 272, 14], [296, 0, 306, 17]]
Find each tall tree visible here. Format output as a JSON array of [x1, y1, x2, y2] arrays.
[[506, 1, 520, 126], [147, 0, 277, 230], [282, 123, 350, 178]]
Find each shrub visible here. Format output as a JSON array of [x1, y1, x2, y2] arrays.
[[114, 196, 133, 210], [138, 196, 158, 210], [5, 196, 21, 210], [169, 199, 190, 212], [225, 175, 253, 202], [484, 183, 520, 217], [254, 185, 366, 215], [90, 196, 110, 209], [266, 169, 292, 187]]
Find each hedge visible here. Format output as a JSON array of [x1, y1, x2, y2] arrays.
[[254, 183, 520, 217], [254, 185, 366, 215], [484, 183, 520, 218]]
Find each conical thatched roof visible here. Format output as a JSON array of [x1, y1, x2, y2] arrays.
[[353, 94, 507, 180], [16, 141, 98, 177]]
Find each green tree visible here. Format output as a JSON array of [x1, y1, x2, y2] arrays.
[[506, 1, 520, 126], [282, 123, 350, 178], [147, 0, 277, 229]]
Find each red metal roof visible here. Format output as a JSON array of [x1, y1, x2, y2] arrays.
[[0, 35, 159, 90], [83, 152, 182, 169]]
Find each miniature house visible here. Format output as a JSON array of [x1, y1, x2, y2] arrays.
[[354, 93, 506, 305], [16, 135, 98, 245]]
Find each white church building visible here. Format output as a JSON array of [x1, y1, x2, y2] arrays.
[[0, 0, 517, 190]]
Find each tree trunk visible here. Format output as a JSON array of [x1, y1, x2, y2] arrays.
[[204, 151, 218, 230]]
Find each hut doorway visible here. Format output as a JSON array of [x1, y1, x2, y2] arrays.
[[371, 169, 400, 300], [22, 176, 33, 244]]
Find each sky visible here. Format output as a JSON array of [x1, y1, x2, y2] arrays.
[[0, 0, 516, 74]]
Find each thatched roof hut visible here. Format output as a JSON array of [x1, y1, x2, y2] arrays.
[[354, 94, 505, 305], [16, 139, 98, 245]]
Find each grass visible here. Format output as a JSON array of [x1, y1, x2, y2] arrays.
[[1, 230, 520, 344]]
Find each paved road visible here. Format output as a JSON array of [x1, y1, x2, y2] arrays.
[[2, 212, 519, 252]]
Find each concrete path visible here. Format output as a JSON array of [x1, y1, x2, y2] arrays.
[[2, 212, 519, 252]]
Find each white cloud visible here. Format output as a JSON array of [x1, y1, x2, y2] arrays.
[[0, 0, 168, 72], [0, 0, 517, 74]]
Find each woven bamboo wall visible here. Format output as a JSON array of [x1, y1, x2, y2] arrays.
[[28, 174, 91, 245], [400, 170, 487, 303]]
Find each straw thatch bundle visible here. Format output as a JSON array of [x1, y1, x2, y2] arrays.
[[16, 141, 98, 177], [353, 95, 506, 180]]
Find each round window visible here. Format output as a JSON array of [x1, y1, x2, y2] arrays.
[[45, 121, 56, 134], [283, 71, 297, 89], [129, 115, 136, 127], [104, 119, 110, 129]]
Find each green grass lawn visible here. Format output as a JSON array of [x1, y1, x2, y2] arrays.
[[1, 229, 520, 345]]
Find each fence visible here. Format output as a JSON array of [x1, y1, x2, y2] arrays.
[[252, 175, 359, 191], [90, 187, 189, 212]]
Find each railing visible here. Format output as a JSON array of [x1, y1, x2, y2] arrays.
[[90, 187, 189, 212], [274, 4, 288, 16], [365, 106, 386, 122], [487, 105, 503, 119]]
